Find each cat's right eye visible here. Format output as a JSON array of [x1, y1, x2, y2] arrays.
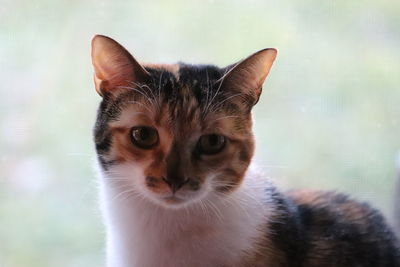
[[197, 134, 226, 155], [130, 126, 159, 149]]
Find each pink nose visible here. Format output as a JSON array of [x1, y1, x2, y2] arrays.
[[162, 176, 190, 193]]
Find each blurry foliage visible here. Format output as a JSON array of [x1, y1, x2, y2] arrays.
[[1, 0, 399, 266]]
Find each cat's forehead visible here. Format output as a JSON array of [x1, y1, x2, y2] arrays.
[[175, 63, 225, 87], [100, 63, 251, 141], [145, 63, 225, 100], [117, 63, 229, 120]]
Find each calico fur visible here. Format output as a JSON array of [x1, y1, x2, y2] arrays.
[[91, 35, 400, 267]]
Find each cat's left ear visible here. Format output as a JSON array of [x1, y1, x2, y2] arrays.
[[91, 35, 150, 97], [220, 48, 277, 106]]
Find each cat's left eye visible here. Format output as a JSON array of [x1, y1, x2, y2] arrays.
[[131, 126, 159, 149], [197, 134, 226, 155]]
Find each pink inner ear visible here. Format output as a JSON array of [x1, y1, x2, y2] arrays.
[[221, 48, 277, 99], [91, 35, 150, 95], [93, 48, 133, 82], [102, 60, 133, 82]]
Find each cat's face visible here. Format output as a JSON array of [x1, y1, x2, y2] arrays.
[[91, 35, 276, 208]]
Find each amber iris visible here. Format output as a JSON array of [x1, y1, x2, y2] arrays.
[[131, 127, 159, 149], [198, 134, 226, 155]]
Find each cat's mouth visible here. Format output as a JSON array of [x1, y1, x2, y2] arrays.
[[146, 181, 210, 208], [155, 190, 204, 207]]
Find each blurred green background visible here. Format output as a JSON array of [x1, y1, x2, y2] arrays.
[[1, 0, 399, 266]]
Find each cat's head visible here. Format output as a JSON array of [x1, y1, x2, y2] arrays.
[[91, 35, 276, 208]]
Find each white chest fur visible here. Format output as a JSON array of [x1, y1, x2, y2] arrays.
[[99, 171, 270, 267]]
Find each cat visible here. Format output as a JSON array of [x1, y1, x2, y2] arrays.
[[91, 34, 400, 267]]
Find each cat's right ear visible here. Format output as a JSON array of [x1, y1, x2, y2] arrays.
[[220, 48, 277, 107], [91, 35, 150, 97]]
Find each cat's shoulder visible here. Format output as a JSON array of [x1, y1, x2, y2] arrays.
[[283, 189, 400, 266], [288, 189, 388, 227], [287, 189, 398, 243]]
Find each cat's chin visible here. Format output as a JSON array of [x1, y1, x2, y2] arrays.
[[161, 195, 187, 205], [148, 197, 189, 209]]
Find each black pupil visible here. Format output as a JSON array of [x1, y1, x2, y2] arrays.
[[139, 128, 149, 140], [199, 134, 225, 155], [209, 135, 219, 147], [131, 127, 158, 149]]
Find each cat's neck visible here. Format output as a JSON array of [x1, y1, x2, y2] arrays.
[[99, 168, 273, 267]]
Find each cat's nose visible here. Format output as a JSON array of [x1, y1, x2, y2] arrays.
[[162, 176, 189, 194]]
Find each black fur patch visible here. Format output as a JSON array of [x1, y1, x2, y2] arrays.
[[266, 188, 400, 267]]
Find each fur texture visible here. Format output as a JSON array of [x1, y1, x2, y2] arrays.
[[91, 35, 400, 267]]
